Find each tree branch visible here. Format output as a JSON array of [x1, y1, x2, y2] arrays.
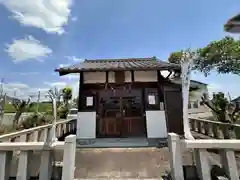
[[201, 96, 219, 114]]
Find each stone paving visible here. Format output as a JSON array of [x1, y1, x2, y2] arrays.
[[8, 147, 187, 179], [55, 147, 196, 179]]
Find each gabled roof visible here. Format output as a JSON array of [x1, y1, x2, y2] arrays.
[[224, 13, 240, 33], [55, 57, 180, 76], [171, 78, 208, 89], [232, 96, 240, 103]]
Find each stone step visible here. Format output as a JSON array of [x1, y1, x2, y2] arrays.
[[76, 138, 167, 148]]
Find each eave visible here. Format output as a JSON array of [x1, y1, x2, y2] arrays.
[[224, 14, 240, 33]]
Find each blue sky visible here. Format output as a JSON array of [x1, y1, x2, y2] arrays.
[[0, 0, 239, 100]]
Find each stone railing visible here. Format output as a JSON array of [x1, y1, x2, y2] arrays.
[[0, 118, 77, 142], [189, 117, 240, 139], [0, 118, 77, 180], [168, 133, 240, 180], [0, 134, 76, 180]]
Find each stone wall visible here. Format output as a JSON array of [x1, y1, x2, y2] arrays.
[[1, 113, 33, 126]]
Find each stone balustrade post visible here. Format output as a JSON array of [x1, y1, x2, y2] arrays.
[[220, 149, 239, 179], [17, 150, 33, 180], [221, 124, 236, 139], [168, 133, 184, 180], [197, 121, 202, 134], [203, 122, 210, 136], [0, 151, 12, 180], [212, 124, 221, 139], [192, 119, 197, 131], [194, 149, 211, 180], [62, 135, 76, 180]]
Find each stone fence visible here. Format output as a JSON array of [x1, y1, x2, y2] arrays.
[[168, 133, 240, 180], [189, 117, 240, 139], [0, 135, 76, 180], [0, 119, 77, 142], [0, 118, 77, 179]]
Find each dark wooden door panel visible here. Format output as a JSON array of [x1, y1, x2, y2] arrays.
[[115, 71, 125, 84], [121, 118, 146, 137], [101, 118, 121, 137], [97, 88, 147, 138], [164, 90, 184, 135]]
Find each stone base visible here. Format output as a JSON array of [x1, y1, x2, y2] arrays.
[[76, 138, 167, 148]]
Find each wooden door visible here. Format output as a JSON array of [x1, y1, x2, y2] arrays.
[[97, 88, 147, 138], [164, 90, 184, 135], [99, 96, 122, 137], [120, 91, 146, 137]]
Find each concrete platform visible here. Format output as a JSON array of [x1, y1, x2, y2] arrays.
[[76, 138, 167, 148]]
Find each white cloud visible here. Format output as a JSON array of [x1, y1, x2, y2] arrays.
[[65, 56, 83, 62], [71, 16, 77, 22], [59, 64, 70, 68], [44, 80, 79, 97], [4, 82, 29, 89], [2, 82, 31, 100], [1, 0, 73, 35], [5, 36, 52, 63], [19, 72, 39, 75], [44, 81, 67, 88], [1, 80, 79, 102], [1, 82, 51, 101]]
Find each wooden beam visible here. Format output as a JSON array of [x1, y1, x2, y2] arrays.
[[157, 70, 163, 104], [106, 71, 109, 83], [131, 70, 134, 82]]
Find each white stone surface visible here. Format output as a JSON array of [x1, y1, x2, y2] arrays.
[[77, 112, 96, 139], [83, 70, 158, 84], [146, 110, 167, 138]]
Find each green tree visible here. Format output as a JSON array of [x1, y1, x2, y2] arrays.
[[62, 87, 72, 106], [47, 87, 62, 108], [12, 98, 33, 126], [201, 92, 239, 123], [168, 36, 240, 76]]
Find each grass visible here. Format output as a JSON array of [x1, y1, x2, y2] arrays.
[[4, 102, 52, 113]]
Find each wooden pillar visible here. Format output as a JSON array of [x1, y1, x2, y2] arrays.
[[131, 70, 134, 82], [78, 72, 84, 112], [157, 70, 164, 108], [106, 71, 109, 83]]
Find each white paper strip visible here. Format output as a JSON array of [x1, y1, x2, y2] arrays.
[[148, 95, 156, 105], [86, 97, 93, 106]]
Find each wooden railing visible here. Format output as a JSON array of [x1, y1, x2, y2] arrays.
[[0, 135, 76, 180], [0, 118, 77, 142], [168, 133, 240, 180], [189, 117, 240, 139]]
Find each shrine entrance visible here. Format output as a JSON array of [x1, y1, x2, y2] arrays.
[[96, 88, 147, 138]]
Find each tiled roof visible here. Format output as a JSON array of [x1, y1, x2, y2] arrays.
[[55, 57, 180, 75], [232, 96, 240, 103], [171, 78, 208, 88], [224, 13, 240, 33]]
